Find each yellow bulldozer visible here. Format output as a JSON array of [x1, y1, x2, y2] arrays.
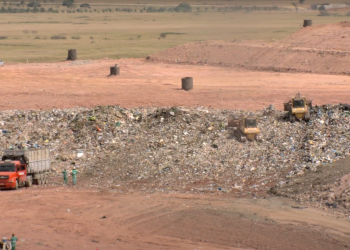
[[228, 115, 261, 142], [283, 93, 312, 122]]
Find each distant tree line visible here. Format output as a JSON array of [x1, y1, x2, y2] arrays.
[[0, 1, 281, 14], [0, 6, 94, 13], [139, 3, 192, 13], [216, 5, 279, 12], [0, 6, 59, 13]]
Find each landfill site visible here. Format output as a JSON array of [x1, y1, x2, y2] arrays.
[[2, 22, 350, 250]]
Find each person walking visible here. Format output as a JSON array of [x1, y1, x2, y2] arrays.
[[71, 167, 79, 186], [10, 234, 17, 250], [62, 169, 68, 185]]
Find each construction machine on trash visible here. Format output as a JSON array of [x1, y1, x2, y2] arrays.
[[228, 115, 261, 142], [284, 93, 312, 122]]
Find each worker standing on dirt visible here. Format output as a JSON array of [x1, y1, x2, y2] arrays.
[[71, 167, 79, 185], [10, 234, 17, 250], [62, 169, 68, 185]]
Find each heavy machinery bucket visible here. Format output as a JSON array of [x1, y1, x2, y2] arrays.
[[295, 113, 304, 120], [246, 133, 256, 141]]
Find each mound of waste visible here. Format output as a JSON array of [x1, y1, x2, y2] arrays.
[[1, 104, 350, 206]]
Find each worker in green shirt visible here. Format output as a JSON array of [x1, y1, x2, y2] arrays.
[[72, 167, 79, 185], [10, 234, 17, 250], [62, 169, 68, 185]]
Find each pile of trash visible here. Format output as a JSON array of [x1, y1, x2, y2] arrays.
[[0, 104, 350, 196]]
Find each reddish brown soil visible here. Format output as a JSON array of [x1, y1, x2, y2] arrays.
[[1, 58, 350, 111], [149, 22, 350, 75], [1, 187, 350, 250]]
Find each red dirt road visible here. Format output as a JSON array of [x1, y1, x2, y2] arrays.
[[0, 58, 349, 111], [1, 186, 350, 250]]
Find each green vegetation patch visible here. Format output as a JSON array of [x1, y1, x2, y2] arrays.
[[51, 35, 67, 40], [160, 32, 186, 38]]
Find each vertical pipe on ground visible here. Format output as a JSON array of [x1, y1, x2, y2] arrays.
[[67, 49, 77, 61], [110, 64, 120, 76], [182, 77, 193, 91], [303, 19, 312, 27]]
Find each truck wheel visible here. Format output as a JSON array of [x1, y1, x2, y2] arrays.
[[304, 114, 310, 122], [26, 177, 32, 187], [290, 115, 296, 123], [13, 180, 18, 190], [304, 108, 311, 122], [234, 130, 239, 141]]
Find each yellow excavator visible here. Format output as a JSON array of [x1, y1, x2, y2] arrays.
[[228, 115, 261, 142], [283, 93, 312, 122]]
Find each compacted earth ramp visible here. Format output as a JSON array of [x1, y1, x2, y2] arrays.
[[148, 21, 350, 75]]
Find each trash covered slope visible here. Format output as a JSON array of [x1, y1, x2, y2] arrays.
[[1, 105, 350, 199]]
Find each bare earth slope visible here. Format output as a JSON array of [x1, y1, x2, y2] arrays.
[[148, 21, 350, 75]]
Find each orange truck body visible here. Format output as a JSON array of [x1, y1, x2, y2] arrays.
[[0, 160, 27, 189]]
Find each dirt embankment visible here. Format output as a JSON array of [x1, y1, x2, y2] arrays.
[[271, 156, 350, 211], [148, 21, 350, 75]]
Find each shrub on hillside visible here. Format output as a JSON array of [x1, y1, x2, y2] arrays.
[[27, 2, 41, 8], [51, 35, 67, 39], [80, 3, 90, 8], [318, 5, 325, 11], [318, 10, 330, 16], [62, 0, 74, 8], [174, 3, 192, 12]]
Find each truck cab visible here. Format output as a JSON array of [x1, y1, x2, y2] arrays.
[[0, 159, 27, 190]]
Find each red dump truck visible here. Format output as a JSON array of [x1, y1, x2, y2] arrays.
[[0, 148, 51, 190]]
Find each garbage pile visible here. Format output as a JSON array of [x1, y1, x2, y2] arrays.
[[325, 173, 350, 209], [0, 104, 349, 197]]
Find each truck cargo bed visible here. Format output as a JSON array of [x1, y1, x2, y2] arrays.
[[3, 148, 51, 173]]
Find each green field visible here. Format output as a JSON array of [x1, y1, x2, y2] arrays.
[[70, 0, 350, 5], [0, 2, 348, 63]]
